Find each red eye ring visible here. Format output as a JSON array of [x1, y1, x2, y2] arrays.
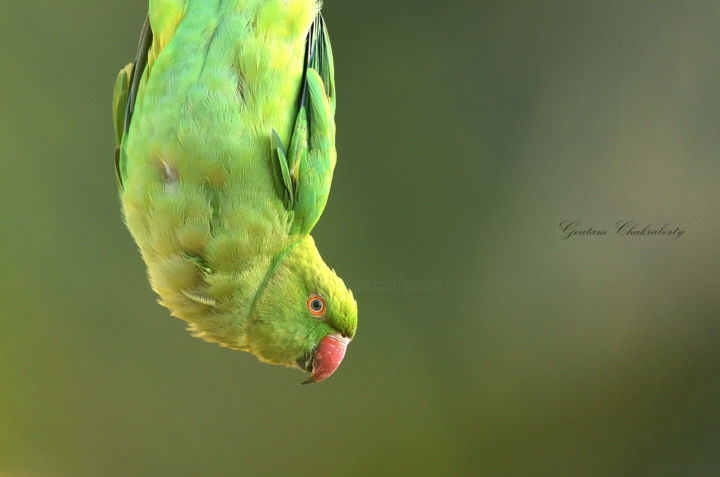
[[307, 295, 326, 317]]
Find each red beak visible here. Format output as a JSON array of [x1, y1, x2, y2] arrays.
[[301, 334, 350, 385]]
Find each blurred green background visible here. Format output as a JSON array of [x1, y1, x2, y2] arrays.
[[2, 1, 719, 475]]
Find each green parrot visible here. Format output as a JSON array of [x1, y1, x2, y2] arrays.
[[112, 0, 357, 384]]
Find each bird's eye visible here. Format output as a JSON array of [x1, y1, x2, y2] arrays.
[[307, 295, 326, 317]]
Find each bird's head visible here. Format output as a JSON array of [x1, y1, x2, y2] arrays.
[[248, 236, 357, 384]]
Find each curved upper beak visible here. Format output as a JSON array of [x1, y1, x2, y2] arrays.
[[299, 333, 350, 385]]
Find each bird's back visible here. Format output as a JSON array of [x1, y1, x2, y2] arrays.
[[122, 0, 317, 269]]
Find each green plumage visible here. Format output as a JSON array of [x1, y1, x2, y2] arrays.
[[113, 0, 357, 380]]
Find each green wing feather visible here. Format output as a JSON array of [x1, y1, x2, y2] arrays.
[[112, 15, 154, 188], [271, 128, 294, 209], [272, 14, 337, 236], [292, 68, 335, 235], [112, 63, 133, 147], [112, 62, 133, 186]]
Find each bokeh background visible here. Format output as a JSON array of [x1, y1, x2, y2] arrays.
[[2, 1, 719, 475]]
